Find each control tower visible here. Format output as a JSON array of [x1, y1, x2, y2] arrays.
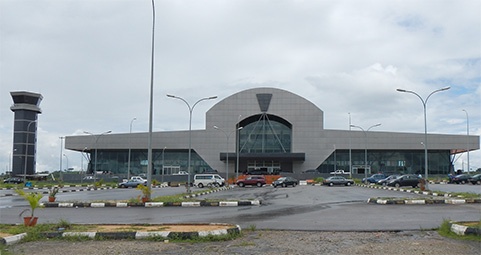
[[10, 91, 43, 177]]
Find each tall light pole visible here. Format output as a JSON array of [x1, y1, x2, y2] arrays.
[[59, 136, 64, 180], [63, 154, 69, 171], [127, 117, 136, 179], [397, 86, 450, 187], [23, 120, 37, 183], [167, 94, 217, 193], [350, 123, 381, 181], [462, 109, 470, 173], [348, 113, 352, 178], [81, 147, 87, 183], [84, 131, 112, 180], [236, 114, 242, 180], [9, 149, 17, 174], [145, 0, 156, 200], [214, 126, 243, 186]]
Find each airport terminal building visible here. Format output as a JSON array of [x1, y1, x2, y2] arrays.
[[65, 87, 479, 178]]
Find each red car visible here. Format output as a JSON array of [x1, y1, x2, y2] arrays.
[[236, 175, 266, 187]]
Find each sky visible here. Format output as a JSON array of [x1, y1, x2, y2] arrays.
[[0, 0, 480, 174]]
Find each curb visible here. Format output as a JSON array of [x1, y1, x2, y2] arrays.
[[449, 221, 481, 236], [42, 199, 261, 208], [39, 186, 261, 207], [360, 184, 481, 205], [0, 186, 118, 197], [0, 184, 180, 197], [0, 223, 241, 245], [183, 185, 234, 198], [367, 197, 481, 205]]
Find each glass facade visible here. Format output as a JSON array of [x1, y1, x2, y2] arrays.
[[238, 113, 293, 173], [238, 113, 292, 153], [319, 150, 453, 175], [87, 149, 214, 176]]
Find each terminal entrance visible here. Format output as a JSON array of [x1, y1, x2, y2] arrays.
[[352, 165, 371, 175], [246, 161, 281, 174]]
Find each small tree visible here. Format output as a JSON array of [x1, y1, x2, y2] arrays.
[[15, 189, 43, 226], [136, 184, 151, 202], [49, 186, 60, 198]]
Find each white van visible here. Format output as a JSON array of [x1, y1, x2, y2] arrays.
[[193, 174, 225, 188]]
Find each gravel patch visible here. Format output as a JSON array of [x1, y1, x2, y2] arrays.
[[6, 230, 480, 255]]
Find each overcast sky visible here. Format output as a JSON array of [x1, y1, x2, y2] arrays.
[[1, 0, 480, 174]]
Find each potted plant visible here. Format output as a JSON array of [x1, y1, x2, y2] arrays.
[[48, 186, 60, 202], [136, 184, 151, 203], [15, 189, 43, 226]]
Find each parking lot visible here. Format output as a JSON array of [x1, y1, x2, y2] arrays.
[[1, 183, 480, 232]]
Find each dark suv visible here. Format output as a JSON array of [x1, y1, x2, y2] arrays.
[[387, 174, 421, 188], [236, 175, 266, 187]]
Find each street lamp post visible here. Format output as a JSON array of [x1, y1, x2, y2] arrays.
[[23, 120, 37, 183], [214, 126, 243, 186], [127, 117, 136, 180], [63, 154, 69, 171], [236, 115, 242, 180], [84, 131, 112, 180], [167, 94, 217, 193], [81, 147, 87, 183], [348, 113, 352, 178], [9, 149, 17, 174], [397, 86, 450, 188], [462, 109, 470, 173], [146, 0, 156, 200], [59, 136, 64, 180], [350, 123, 381, 181]]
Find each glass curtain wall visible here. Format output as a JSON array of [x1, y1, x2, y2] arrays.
[[319, 150, 452, 175], [238, 114, 292, 154], [87, 149, 214, 176], [238, 114, 293, 173]]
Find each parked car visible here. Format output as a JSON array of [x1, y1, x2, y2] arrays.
[[468, 174, 481, 185], [236, 175, 266, 187], [377, 175, 400, 186], [451, 174, 471, 184], [272, 177, 298, 188], [322, 176, 354, 186], [330, 169, 349, 175], [118, 179, 147, 188], [3, 177, 24, 184], [362, 174, 387, 184], [386, 174, 421, 188]]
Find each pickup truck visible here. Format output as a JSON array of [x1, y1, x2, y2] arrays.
[[330, 170, 349, 175]]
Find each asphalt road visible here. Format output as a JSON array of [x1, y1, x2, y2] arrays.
[[1, 184, 480, 231]]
